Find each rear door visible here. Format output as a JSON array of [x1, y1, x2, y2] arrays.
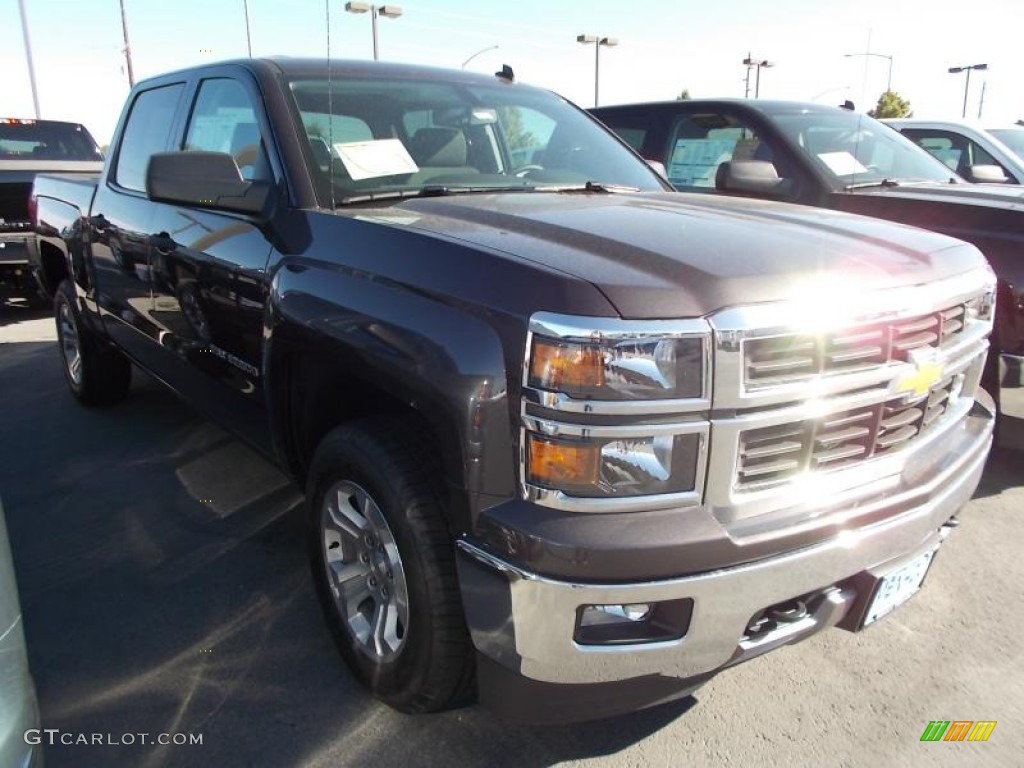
[[146, 73, 276, 450], [91, 82, 187, 361]]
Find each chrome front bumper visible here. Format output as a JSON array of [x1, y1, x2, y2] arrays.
[[458, 394, 994, 686]]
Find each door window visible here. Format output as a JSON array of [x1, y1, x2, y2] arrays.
[[666, 113, 774, 190], [184, 79, 270, 182], [114, 84, 185, 191]]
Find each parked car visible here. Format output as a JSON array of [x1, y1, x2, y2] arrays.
[[590, 99, 1024, 429], [884, 118, 1024, 184], [32, 59, 996, 723], [985, 126, 1024, 160], [0, 496, 42, 768], [0, 118, 104, 305]]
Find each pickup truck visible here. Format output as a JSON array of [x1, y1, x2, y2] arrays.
[[590, 99, 1024, 429], [0, 118, 103, 305], [32, 59, 996, 723]]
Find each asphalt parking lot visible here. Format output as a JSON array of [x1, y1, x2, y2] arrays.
[[1, 302, 1022, 768]]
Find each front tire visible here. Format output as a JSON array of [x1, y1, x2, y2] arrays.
[[306, 418, 474, 713], [55, 280, 131, 406]]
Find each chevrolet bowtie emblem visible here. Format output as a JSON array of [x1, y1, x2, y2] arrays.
[[895, 360, 944, 398]]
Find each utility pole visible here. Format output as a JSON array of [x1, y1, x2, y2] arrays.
[[17, 0, 41, 118], [119, 0, 135, 87]]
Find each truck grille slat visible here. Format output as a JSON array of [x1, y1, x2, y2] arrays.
[[744, 302, 970, 386], [736, 376, 961, 489], [874, 423, 920, 450]]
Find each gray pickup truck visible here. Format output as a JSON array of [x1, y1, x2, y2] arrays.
[[0, 118, 103, 304], [31, 59, 996, 722]]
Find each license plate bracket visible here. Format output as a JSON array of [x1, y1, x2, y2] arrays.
[[861, 548, 938, 628]]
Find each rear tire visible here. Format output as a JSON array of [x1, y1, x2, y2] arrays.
[[306, 417, 475, 713], [54, 280, 131, 407]]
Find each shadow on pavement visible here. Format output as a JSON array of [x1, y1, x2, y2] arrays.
[[1, 342, 695, 768]]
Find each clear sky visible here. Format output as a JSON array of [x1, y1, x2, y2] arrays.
[[2, 0, 1021, 146]]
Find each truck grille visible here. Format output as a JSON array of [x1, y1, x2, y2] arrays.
[[744, 303, 968, 386], [737, 377, 956, 488]]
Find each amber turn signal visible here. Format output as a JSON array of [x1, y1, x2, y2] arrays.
[[527, 434, 600, 489], [529, 339, 605, 391]]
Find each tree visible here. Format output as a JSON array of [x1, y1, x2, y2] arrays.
[[677, 89, 691, 100], [868, 90, 913, 119]]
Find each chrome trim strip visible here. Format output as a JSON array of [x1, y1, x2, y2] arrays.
[[522, 414, 709, 439], [529, 312, 712, 340], [521, 387, 711, 416]]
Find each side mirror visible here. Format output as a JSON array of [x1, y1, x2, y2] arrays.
[[146, 151, 271, 215], [646, 159, 668, 181], [715, 160, 793, 198], [964, 164, 1010, 184]]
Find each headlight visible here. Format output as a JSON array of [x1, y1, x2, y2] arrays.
[[522, 313, 711, 512], [525, 429, 702, 500], [528, 336, 704, 400], [525, 313, 710, 407]]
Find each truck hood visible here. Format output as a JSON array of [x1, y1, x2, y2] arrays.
[[367, 191, 984, 319]]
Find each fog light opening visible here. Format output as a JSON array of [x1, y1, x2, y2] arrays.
[[574, 598, 693, 646]]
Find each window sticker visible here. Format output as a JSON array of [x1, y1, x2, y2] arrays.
[[817, 151, 868, 176], [334, 139, 419, 180], [667, 138, 736, 187]]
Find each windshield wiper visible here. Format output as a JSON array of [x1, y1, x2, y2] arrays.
[[845, 178, 901, 190], [536, 180, 641, 193]]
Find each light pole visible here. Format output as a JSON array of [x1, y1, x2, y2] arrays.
[[577, 34, 618, 107], [16, 0, 40, 117], [462, 45, 498, 70], [742, 54, 773, 98], [344, 2, 403, 61], [843, 51, 893, 92], [119, 0, 135, 87], [243, 0, 252, 57], [948, 63, 988, 119]]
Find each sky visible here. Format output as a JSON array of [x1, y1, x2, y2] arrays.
[[2, 0, 1022, 146]]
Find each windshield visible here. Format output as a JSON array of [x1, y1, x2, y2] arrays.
[[0, 119, 103, 161], [987, 128, 1024, 160], [285, 75, 664, 204], [770, 110, 957, 188]]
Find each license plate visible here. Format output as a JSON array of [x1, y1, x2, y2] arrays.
[[862, 549, 937, 627]]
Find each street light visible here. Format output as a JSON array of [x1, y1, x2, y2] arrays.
[[243, 0, 253, 57], [577, 34, 618, 107], [843, 52, 893, 93], [344, 2, 403, 61], [462, 45, 498, 70], [948, 63, 988, 119], [16, 0, 40, 117], [119, 0, 135, 87], [742, 54, 773, 98]]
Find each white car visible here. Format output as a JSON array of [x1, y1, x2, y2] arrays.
[[0, 497, 41, 768], [884, 118, 1024, 184]]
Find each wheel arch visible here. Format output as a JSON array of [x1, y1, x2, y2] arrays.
[[264, 267, 518, 535]]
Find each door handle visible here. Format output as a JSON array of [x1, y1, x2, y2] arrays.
[[150, 233, 175, 255]]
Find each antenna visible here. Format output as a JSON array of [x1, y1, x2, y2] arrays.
[[326, 0, 335, 209]]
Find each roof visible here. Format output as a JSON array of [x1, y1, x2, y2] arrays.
[[137, 56, 526, 90]]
